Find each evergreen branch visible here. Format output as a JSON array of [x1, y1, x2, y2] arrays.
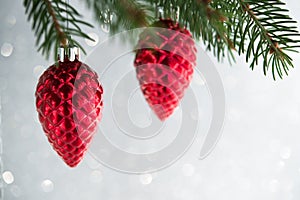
[[198, 0, 235, 62], [23, 0, 94, 60], [145, 0, 300, 79], [44, 0, 67, 46], [24, 0, 300, 79], [228, 0, 300, 79]]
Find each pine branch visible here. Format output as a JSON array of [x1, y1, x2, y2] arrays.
[[223, 0, 300, 79], [24, 0, 300, 79], [138, 0, 300, 79], [195, 0, 235, 62], [44, 0, 67, 46], [24, 0, 94, 60]]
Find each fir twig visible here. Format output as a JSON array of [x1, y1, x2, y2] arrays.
[[24, 0, 300, 79], [44, 0, 67, 46], [24, 0, 94, 60], [226, 0, 300, 79]]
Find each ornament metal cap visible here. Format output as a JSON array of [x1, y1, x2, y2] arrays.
[[58, 39, 79, 62], [156, 5, 179, 21]]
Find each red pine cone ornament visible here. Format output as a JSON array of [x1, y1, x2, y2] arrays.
[[35, 52, 103, 167], [134, 18, 197, 120]]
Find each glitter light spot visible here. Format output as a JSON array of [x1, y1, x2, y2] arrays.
[[269, 179, 280, 193], [89, 170, 103, 183], [269, 139, 281, 153], [284, 182, 294, 192], [86, 154, 101, 169], [101, 24, 110, 33], [182, 163, 195, 177], [85, 33, 99, 47], [2, 171, 14, 184], [10, 185, 22, 197], [193, 74, 206, 86], [288, 110, 300, 124], [227, 109, 241, 122], [190, 109, 199, 120], [27, 152, 38, 163], [5, 15, 16, 27], [276, 160, 285, 171], [280, 147, 292, 160], [33, 65, 46, 78], [1, 43, 13, 57], [41, 179, 54, 192], [139, 174, 152, 185]]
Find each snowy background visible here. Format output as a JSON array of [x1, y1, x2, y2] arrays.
[[1, 0, 300, 200]]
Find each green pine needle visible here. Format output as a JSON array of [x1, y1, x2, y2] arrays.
[[24, 0, 94, 60], [24, 0, 300, 79]]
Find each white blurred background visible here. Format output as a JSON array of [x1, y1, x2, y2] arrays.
[[1, 0, 300, 200]]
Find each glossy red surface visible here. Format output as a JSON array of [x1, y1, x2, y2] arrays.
[[35, 58, 103, 167], [134, 19, 197, 120]]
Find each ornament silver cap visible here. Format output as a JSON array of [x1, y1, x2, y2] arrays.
[[156, 5, 180, 21], [58, 39, 79, 62]]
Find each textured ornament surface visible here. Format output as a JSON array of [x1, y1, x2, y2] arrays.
[[35, 58, 103, 167], [134, 19, 197, 120]]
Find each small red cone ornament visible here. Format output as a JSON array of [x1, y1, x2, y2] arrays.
[[35, 47, 103, 167], [134, 18, 197, 120]]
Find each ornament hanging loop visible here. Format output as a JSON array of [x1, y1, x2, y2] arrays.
[[57, 0, 79, 62]]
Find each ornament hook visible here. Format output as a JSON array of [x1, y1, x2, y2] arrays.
[[57, 0, 79, 62]]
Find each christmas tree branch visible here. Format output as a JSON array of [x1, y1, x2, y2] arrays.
[[24, 0, 300, 79], [44, 0, 67, 46], [228, 0, 300, 79], [197, 0, 235, 62], [24, 0, 94, 59]]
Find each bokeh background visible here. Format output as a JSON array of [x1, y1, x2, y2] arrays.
[[1, 0, 300, 200]]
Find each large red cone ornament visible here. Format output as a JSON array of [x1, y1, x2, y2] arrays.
[[134, 18, 197, 120], [35, 47, 103, 167]]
